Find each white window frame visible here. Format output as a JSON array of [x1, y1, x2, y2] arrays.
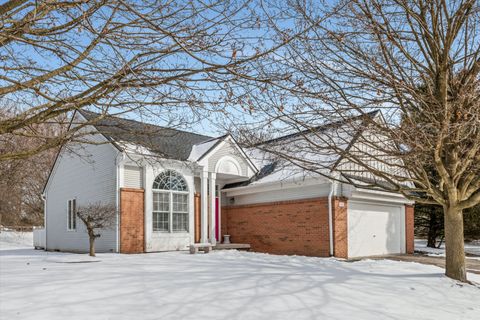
[[152, 191, 170, 232], [170, 191, 189, 232], [152, 171, 189, 233], [67, 198, 77, 231]]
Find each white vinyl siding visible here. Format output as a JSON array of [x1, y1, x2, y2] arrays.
[[124, 165, 143, 188], [45, 121, 118, 253]]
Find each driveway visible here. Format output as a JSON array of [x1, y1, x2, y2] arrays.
[[380, 254, 480, 275]]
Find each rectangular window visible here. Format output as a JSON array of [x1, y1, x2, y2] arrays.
[[172, 193, 189, 232], [153, 192, 169, 231], [67, 199, 76, 230], [152, 191, 189, 232]]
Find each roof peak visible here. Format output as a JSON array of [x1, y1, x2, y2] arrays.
[[78, 109, 214, 139]]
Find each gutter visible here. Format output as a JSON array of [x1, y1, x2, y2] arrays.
[[327, 180, 337, 256]]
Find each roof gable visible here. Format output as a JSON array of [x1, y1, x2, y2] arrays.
[[191, 135, 258, 176]]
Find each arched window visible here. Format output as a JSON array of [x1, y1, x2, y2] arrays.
[[152, 170, 189, 232]]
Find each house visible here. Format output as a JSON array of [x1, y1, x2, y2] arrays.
[[42, 110, 414, 258]]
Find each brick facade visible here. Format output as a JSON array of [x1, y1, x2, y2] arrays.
[[120, 188, 145, 253], [194, 193, 201, 243], [332, 197, 348, 259], [405, 204, 415, 254], [222, 198, 330, 257]]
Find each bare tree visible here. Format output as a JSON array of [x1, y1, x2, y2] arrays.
[[0, 107, 59, 225], [76, 202, 116, 257], [233, 0, 480, 282], [0, 0, 305, 161]]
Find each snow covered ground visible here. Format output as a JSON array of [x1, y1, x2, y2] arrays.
[[415, 239, 480, 258], [1, 233, 479, 320], [0, 230, 33, 249]]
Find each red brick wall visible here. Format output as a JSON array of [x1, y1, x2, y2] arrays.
[[405, 204, 415, 254], [120, 188, 145, 253], [194, 193, 201, 243], [221, 205, 228, 239], [222, 197, 330, 257], [332, 197, 348, 258]]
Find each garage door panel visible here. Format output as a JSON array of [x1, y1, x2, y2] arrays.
[[348, 203, 403, 258]]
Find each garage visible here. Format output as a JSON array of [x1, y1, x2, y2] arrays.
[[348, 201, 405, 258]]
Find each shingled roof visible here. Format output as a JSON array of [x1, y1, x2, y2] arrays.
[[223, 110, 382, 190], [79, 110, 213, 160]]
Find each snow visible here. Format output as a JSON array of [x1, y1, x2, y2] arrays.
[[240, 119, 363, 188], [415, 239, 480, 258], [1, 234, 480, 320], [0, 231, 33, 249], [188, 137, 221, 161]]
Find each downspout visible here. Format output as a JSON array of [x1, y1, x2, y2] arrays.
[[328, 180, 337, 256], [41, 193, 47, 251], [115, 152, 124, 253]]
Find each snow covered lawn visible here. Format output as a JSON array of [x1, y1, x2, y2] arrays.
[[1, 235, 479, 320], [0, 231, 33, 249]]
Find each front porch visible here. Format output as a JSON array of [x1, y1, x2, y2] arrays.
[[190, 135, 258, 248], [193, 169, 251, 248]]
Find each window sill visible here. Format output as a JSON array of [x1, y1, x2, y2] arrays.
[[152, 231, 189, 233]]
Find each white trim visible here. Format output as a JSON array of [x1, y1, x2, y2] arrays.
[[224, 176, 330, 196], [327, 181, 335, 256], [115, 152, 125, 253], [66, 198, 77, 232], [214, 155, 242, 176], [217, 183, 222, 243], [349, 188, 413, 205], [200, 169, 209, 243], [42, 193, 47, 250], [115, 161, 120, 253], [151, 170, 190, 233], [198, 136, 258, 174], [209, 172, 216, 245]]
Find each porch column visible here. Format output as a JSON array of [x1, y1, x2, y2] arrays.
[[200, 170, 209, 243], [209, 172, 217, 245]]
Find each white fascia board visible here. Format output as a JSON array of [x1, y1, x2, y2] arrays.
[[349, 187, 414, 205], [224, 176, 330, 197]]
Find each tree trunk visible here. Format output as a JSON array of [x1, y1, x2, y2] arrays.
[[89, 235, 96, 257], [427, 211, 438, 248], [427, 230, 437, 248], [443, 205, 466, 282]]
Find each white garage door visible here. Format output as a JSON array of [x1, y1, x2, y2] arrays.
[[348, 202, 404, 258]]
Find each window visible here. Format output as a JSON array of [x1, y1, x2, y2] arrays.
[[67, 199, 76, 230], [152, 171, 189, 232]]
